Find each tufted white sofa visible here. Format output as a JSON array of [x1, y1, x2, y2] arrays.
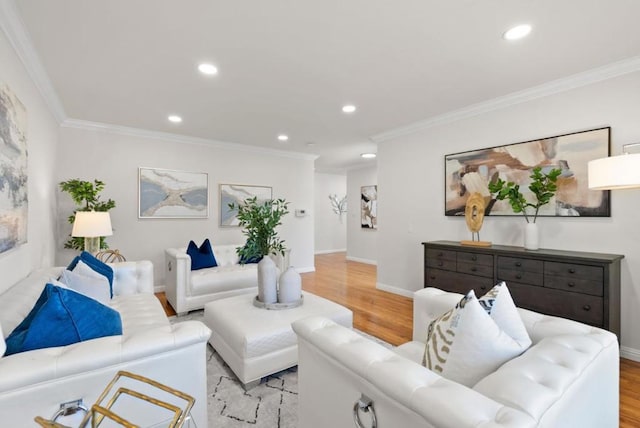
[[292, 287, 619, 428], [165, 244, 261, 315], [0, 261, 212, 427]]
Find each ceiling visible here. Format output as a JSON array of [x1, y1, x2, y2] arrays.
[[12, 0, 640, 172]]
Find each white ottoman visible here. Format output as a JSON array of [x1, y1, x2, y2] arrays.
[[204, 291, 353, 388]]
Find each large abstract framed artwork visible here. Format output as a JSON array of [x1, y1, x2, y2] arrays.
[[139, 168, 209, 218], [219, 184, 272, 227], [0, 84, 28, 254], [361, 185, 377, 229], [445, 127, 610, 217]]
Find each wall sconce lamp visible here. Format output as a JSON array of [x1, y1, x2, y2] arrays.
[[72, 211, 113, 254], [588, 143, 640, 190]]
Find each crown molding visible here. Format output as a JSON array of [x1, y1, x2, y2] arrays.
[[61, 118, 319, 161], [0, 0, 67, 123], [371, 55, 640, 143]]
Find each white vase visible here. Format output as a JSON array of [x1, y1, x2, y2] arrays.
[[257, 256, 278, 303], [278, 266, 302, 303], [524, 222, 539, 250]]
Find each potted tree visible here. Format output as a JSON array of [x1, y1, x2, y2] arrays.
[[488, 166, 561, 250], [230, 197, 289, 303]]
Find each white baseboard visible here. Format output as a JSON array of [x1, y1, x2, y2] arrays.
[[376, 282, 415, 299], [296, 266, 316, 273], [346, 256, 377, 266], [315, 249, 346, 254], [154, 285, 166, 293], [621, 346, 640, 362]]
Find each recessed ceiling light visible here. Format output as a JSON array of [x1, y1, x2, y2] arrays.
[[168, 115, 182, 123], [503, 24, 532, 41], [198, 63, 218, 75], [361, 153, 376, 159], [306, 142, 316, 147], [277, 134, 289, 142], [342, 104, 357, 113]]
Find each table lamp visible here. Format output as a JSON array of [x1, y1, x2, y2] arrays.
[[72, 211, 113, 254], [589, 143, 640, 190]]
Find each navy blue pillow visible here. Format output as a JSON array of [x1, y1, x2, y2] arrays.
[[67, 251, 115, 297], [186, 239, 218, 270], [5, 284, 122, 356]]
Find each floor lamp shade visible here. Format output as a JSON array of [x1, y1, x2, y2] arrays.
[[588, 153, 640, 190], [72, 211, 113, 253]]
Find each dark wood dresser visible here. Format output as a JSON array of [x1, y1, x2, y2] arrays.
[[422, 240, 624, 338]]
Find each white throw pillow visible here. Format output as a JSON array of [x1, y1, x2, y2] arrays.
[[478, 282, 532, 348], [61, 268, 111, 305], [423, 290, 527, 387]]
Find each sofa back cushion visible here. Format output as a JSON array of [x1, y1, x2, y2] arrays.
[[211, 245, 241, 267], [5, 284, 122, 355]]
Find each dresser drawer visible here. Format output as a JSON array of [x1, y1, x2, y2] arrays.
[[497, 269, 543, 286], [457, 252, 493, 266], [425, 268, 494, 295], [457, 261, 493, 278], [544, 261, 603, 282], [426, 248, 456, 261], [544, 276, 603, 296], [497, 256, 543, 272], [426, 257, 456, 271]]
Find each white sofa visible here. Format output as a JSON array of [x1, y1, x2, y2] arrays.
[[0, 261, 212, 427], [292, 287, 619, 428], [165, 244, 260, 315]]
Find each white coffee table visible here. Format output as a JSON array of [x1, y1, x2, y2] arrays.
[[204, 291, 353, 389]]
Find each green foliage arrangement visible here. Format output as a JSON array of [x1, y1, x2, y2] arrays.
[[59, 179, 116, 250], [488, 167, 562, 224], [230, 197, 290, 263]]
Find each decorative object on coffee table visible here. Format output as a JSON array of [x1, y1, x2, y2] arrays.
[[230, 196, 290, 303], [488, 166, 561, 250], [460, 192, 491, 247], [278, 266, 302, 304]]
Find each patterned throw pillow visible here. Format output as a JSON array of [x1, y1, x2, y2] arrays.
[[423, 290, 528, 387], [478, 281, 531, 348]]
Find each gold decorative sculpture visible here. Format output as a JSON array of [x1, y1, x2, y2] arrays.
[[460, 192, 491, 247]]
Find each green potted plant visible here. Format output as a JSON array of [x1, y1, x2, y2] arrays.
[[59, 179, 116, 250], [488, 166, 561, 249], [229, 197, 290, 303]]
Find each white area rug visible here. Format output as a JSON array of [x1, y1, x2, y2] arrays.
[[170, 310, 392, 427]]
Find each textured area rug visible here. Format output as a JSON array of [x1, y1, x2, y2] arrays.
[[170, 310, 392, 427]]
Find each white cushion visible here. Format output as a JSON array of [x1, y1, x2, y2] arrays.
[[478, 282, 532, 348], [60, 269, 111, 304], [423, 290, 527, 387]]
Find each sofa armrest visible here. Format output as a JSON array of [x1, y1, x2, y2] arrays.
[[165, 248, 191, 314], [293, 316, 534, 428], [110, 261, 154, 296]]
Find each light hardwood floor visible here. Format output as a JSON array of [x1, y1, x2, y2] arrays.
[[157, 252, 640, 426]]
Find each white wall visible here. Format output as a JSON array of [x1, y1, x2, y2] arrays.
[[314, 172, 346, 253], [0, 30, 59, 292], [377, 71, 640, 356], [55, 125, 315, 286], [346, 165, 377, 264]]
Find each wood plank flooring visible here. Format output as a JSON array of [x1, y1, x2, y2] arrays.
[[156, 252, 640, 426]]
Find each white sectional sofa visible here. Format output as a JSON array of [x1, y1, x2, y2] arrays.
[[165, 244, 259, 315], [293, 287, 619, 428], [0, 261, 212, 427]]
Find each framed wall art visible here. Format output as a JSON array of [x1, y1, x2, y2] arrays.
[[138, 167, 209, 218], [219, 184, 273, 227], [0, 83, 28, 254], [444, 127, 611, 217], [361, 185, 377, 229]]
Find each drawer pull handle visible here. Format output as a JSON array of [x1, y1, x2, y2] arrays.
[[471, 267, 477, 272], [471, 255, 477, 261], [569, 268, 576, 274], [437, 261, 443, 267], [430, 275, 436, 280], [583, 305, 591, 311], [515, 262, 522, 267], [516, 274, 522, 280], [568, 282, 576, 287]]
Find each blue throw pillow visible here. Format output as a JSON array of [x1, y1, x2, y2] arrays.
[[67, 251, 114, 297], [187, 239, 218, 270], [5, 284, 122, 356]]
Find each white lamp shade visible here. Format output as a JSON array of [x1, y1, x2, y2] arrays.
[[72, 211, 113, 237], [588, 153, 640, 190]]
